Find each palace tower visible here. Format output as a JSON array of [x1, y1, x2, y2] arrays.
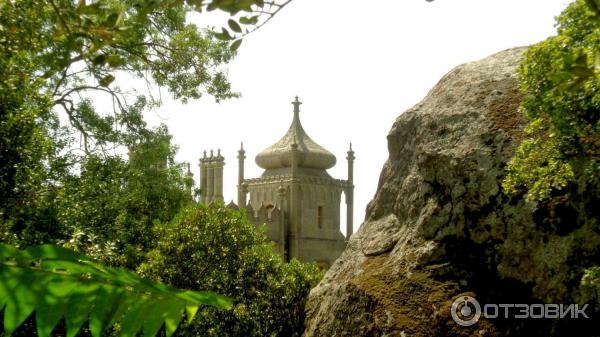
[[200, 97, 355, 267]]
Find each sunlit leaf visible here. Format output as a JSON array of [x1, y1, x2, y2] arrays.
[[0, 244, 232, 337]]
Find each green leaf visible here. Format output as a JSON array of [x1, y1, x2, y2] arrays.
[[92, 54, 107, 66], [239, 15, 259, 25], [36, 277, 77, 337], [177, 290, 232, 309], [77, 2, 102, 15], [2, 267, 38, 335], [230, 39, 242, 52], [142, 301, 166, 337], [117, 296, 150, 337], [27, 245, 89, 261], [215, 27, 232, 41], [104, 12, 120, 27], [228, 19, 242, 33], [89, 285, 121, 337], [0, 244, 231, 337], [41, 259, 102, 275], [185, 304, 199, 324], [99, 74, 115, 87], [65, 283, 100, 337], [163, 299, 185, 337], [0, 244, 31, 264], [206, 2, 217, 11], [106, 54, 123, 67]]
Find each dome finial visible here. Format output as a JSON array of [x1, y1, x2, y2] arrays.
[[292, 96, 302, 113]]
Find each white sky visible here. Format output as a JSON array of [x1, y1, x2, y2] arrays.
[[143, 0, 573, 234]]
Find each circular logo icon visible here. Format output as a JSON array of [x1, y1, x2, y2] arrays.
[[451, 295, 481, 326]]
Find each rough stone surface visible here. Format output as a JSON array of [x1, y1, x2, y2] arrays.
[[303, 47, 599, 337]]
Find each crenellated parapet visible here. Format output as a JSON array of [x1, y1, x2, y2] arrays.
[[244, 202, 286, 255]]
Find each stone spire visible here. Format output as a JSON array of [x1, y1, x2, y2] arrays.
[[346, 142, 355, 239], [199, 152, 208, 203], [255, 96, 336, 170], [214, 149, 224, 202], [237, 142, 247, 207]]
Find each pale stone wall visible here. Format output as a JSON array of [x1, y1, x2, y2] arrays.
[[244, 174, 347, 267]]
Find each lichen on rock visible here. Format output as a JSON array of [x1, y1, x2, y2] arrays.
[[303, 47, 599, 337]]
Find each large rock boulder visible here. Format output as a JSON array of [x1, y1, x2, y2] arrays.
[[303, 47, 599, 337]]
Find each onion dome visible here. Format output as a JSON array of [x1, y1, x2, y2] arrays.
[[255, 97, 336, 170]]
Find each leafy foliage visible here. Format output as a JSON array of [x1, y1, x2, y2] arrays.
[[502, 0, 600, 306], [0, 0, 291, 241], [582, 266, 600, 302], [581, 265, 600, 312], [0, 1, 318, 336], [503, 0, 600, 201], [502, 118, 575, 201], [138, 204, 323, 337], [56, 126, 194, 269], [0, 244, 231, 337], [1, 124, 193, 271]]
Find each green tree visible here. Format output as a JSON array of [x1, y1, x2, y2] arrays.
[[138, 204, 323, 337], [54, 125, 193, 269], [0, 0, 291, 246], [503, 0, 600, 201], [502, 0, 600, 304]]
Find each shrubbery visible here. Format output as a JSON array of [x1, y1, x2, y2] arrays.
[[138, 204, 323, 337]]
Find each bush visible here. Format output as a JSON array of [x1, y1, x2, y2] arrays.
[[138, 204, 323, 337]]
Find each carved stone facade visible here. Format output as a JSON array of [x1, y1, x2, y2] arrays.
[[200, 97, 354, 267]]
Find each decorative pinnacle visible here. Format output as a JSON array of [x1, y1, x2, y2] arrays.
[[210, 149, 214, 158], [292, 96, 302, 113], [217, 149, 221, 157], [203, 150, 207, 159], [347, 142, 355, 160], [238, 142, 246, 160]]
